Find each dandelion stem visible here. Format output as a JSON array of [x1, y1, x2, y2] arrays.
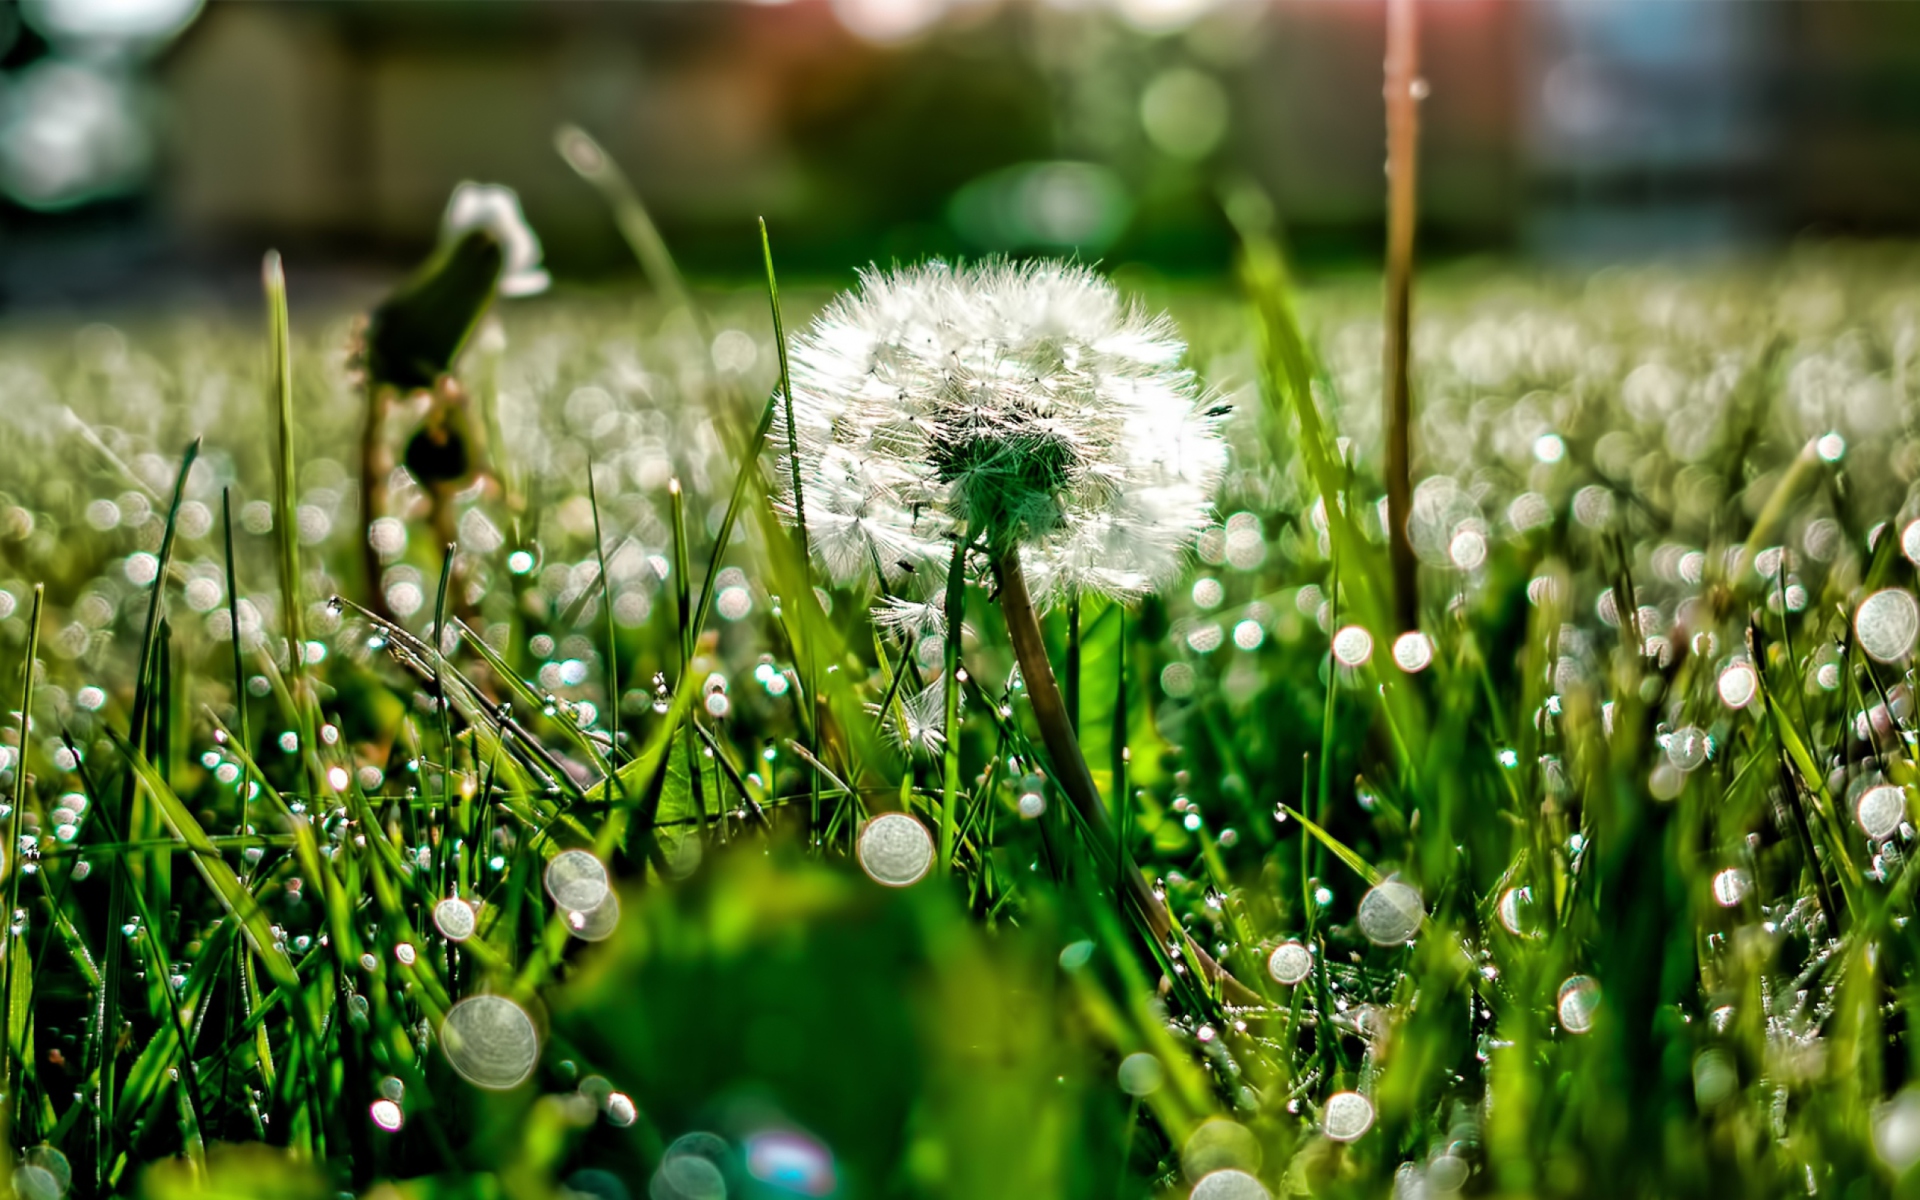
[[1383, 0, 1422, 632], [940, 537, 967, 876], [992, 546, 1254, 1002]]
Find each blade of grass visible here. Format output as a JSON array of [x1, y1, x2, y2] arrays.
[[554, 124, 693, 314], [263, 252, 315, 789], [2, 585, 42, 1118]]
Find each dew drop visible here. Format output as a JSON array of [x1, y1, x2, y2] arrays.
[[1266, 941, 1313, 986], [1356, 879, 1423, 946], [1331, 625, 1373, 668], [1711, 867, 1751, 908], [1666, 726, 1709, 772], [1117, 1051, 1165, 1096], [1717, 662, 1757, 710], [566, 891, 620, 942], [441, 995, 540, 1090], [1557, 974, 1600, 1034], [1190, 1170, 1270, 1200], [856, 812, 934, 887], [1857, 589, 1920, 663], [544, 849, 610, 914], [1858, 784, 1907, 841], [1390, 631, 1433, 673], [1322, 1091, 1374, 1142]]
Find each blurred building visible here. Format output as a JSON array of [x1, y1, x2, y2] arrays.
[[1, 0, 1920, 303]]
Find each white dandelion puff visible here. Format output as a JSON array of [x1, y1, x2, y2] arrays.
[[771, 259, 1229, 604], [442, 182, 550, 298], [868, 676, 962, 757], [871, 593, 962, 642]]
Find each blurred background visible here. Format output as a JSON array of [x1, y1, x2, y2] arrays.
[[1, 0, 1918, 308]]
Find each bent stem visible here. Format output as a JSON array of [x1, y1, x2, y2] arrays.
[[992, 546, 1255, 1003]]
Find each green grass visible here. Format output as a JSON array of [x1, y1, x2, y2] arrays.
[[4, 241, 1920, 1198]]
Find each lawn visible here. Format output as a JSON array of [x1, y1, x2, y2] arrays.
[[2, 227, 1919, 1199]]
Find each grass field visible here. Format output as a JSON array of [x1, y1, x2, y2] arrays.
[[3, 234, 1920, 1199]]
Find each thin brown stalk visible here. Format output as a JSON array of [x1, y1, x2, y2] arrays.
[[993, 547, 1256, 1004], [1383, 0, 1422, 633]]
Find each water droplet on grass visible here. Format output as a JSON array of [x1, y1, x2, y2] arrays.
[[1190, 1170, 1269, 1200], [567, 891, 620, 942], [544, 849, 610, 914], [650, 1155, 725, 1200], [1321, 1091, 1374, 1142], [1717, 662, 1757, 709], [605, 1092, 637, 1127], [1874, 1088, 1920, 1172], [441, 995, 540, 1089], [1496, 887, 1538, 937], [1118, 1052, 1164, 1096], [1357, 880, 1423, 946], [1182, 1118, 1261, 1177], [22, 1147, 68, 1197], [1266, 941, 1313, 985], [1332, 626, 1373, 667], [11, 1165, 59, 1200], [370, 1098, 404, 1131], [1666, 726, 1709, 771], [744, 1129, 836, 1195], [1391, 631, 1433, 673], [1858, 785, 1907, 841], [1712, 868, 1751, 907], [1557, 975, 1600, 1034], [1857, 589, 1920, 663], [857, 812, 934, 887]]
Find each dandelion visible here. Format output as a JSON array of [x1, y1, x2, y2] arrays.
[[773, 259, 1247, 998], [771, 259, 1228, 602]]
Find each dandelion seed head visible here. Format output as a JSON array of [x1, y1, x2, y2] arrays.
[[773, 260, 1227, 603]]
